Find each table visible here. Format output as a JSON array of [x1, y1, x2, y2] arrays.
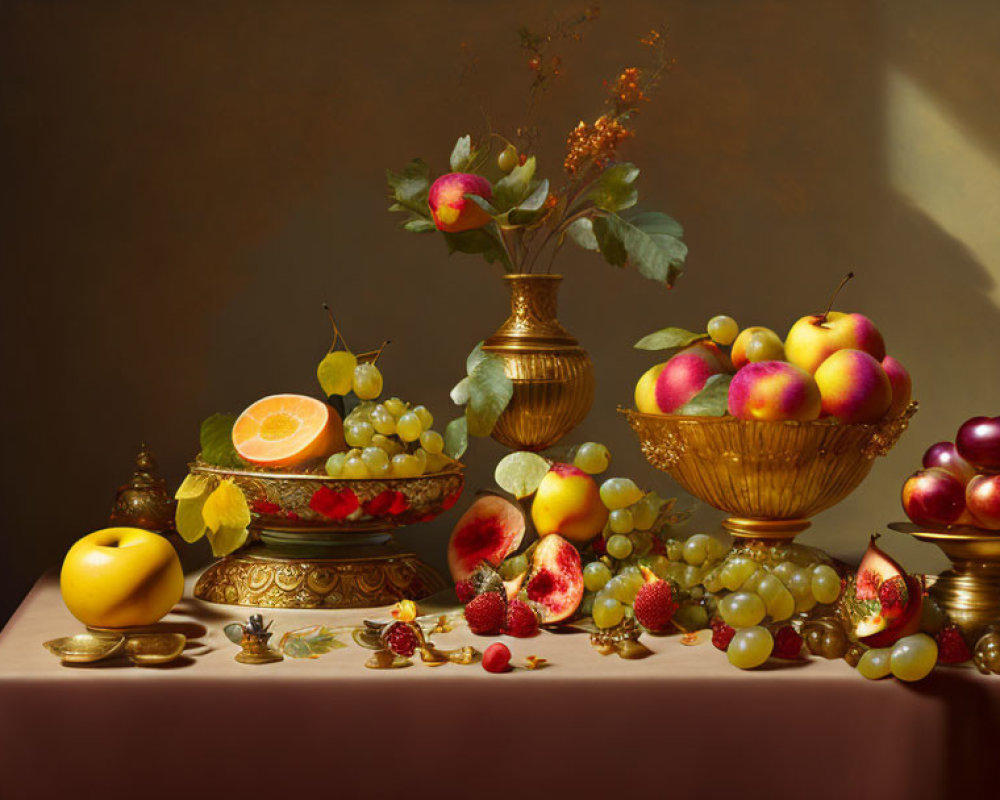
[[2, 573, 999, 800]]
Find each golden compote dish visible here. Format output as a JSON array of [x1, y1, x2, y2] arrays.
[[622, 403, 917, 543], [191, 463, 464, 610]]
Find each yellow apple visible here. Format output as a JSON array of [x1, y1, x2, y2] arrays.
[[60, 527, 184, 628]]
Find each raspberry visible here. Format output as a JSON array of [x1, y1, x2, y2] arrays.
[[384, 622, 419, 657], [633, 580, 678, 632], [936, 625, 972, 664], [464, 592, 506, 635], [504, 600, 539, 638], [878, 576, 908, 616], [710, 617, 735, 651], [772, 625, 804, 660], [482, 642, 512, 673], [455, 579, 475, 605], [591, 537, 607, 556]]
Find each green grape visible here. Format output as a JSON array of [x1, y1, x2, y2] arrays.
[[702, 567, 724, 593], [706, 536, 729, 561], [345, 421, 374, 448], [811, 565, 842, 605], [346, 401, 376, 423], [755, 574, 783, 605], [674, 603, 708, 631], [644, 554, 670, 580], [419, 430, 444, 454], [666, 540, 684, 561], [767, 585, 796, 621], [325, 452, 347, 477], [681, 564, 703, 589], [584, 561, 612, 592], [345, 448, 362, 460], [741, 568, 766, 594], [412, 448, 428, 474], [573, 442, 611, 475], [727, 626, 773, 669], [413, 405, 433, 430], [606, 534, 633, 560], [890, 634, 938, 682], [391, 453, 422, 478], [371, 434, 402, 456], [611, 571, 643, 604], [352, 363, 383, 400], [720, 557, 757, 591], [666, 562, 687, 582], [396, 411, 423, 442], [500, 554, 530, 580], [593, 596, 625, 629], [707, 315, 739, 346], [630, 531, 653, 557], [794, 593, 817, 614], [497, 144, 518, 173], [342, 456, 370, 479], [609, 509, 635, 535], [683, 534, 710, 566], [631, 496, 659, 530], [383, 397, 408, 417], [719, 592, 766, 628], [599, 478, 643, 510], [773, 561, 798, 583], [785, 568, 813, 600], [578, 593, 595, 617], [857, 648, 892, 680], [370, 405, 396, 435], [361, 447, 390, 477]]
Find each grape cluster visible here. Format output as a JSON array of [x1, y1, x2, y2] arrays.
[[856, 633, 938, 681], [325, 398, 450, 479]]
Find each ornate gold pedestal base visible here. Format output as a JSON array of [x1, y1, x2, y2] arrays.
[[194, 546, 447, 609], [722, 517, 811, 544]]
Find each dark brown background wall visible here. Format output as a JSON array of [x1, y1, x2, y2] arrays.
[[3, 1, 999, 624]]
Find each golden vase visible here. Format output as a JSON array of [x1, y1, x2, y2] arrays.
[[483, 274, 594, 451]]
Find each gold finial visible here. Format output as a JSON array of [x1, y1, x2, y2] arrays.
[[109, 443, 176, 533]]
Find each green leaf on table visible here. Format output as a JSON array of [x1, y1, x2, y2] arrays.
[[199, 413, 246, 468], [387, 158, 432, 219], [675, 374, 732, 417], [450, 134, 474, 171], [444, 416, 469, 459], [402, 218, 436, 233], [465, 351, 513, 437], [592, 211, 687, 287], [566, 218, 598, 251], [589, 163, 639, 212], [466, 193, 500, 216], [492, 156, 536, 212], [633, 327, 708, 351], [279, 625, 346, 659], [441, 226, 510, 267], [507, 179, 550, 226]]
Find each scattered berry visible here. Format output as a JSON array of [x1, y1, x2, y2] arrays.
[[464, 592, 506, 635], [383, 622, 419, 658], [711, 617, 735, 651], [633, 580, 678, 632], [504, 600, 539, 638], [936, 625, 972, 664], [483, 642, 512, 673], [455, 579, 475, 605], [772, 625, 804, 660]]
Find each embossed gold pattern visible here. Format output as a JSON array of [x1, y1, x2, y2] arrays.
[[622, 404, 917, 541], [483, 274, 594, 451]]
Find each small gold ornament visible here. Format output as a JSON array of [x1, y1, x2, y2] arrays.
[[226, 615, 283, 665], [109, 443, 177, 534]]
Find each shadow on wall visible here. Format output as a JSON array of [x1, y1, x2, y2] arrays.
[[2, 1, 1000, 625]]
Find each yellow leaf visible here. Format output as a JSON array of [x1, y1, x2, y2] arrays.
[[175, 473, 213, 501], [206, 523, 249, 557], [175, 495, 209, 543], [317, 351, 357, 396], [202, 479, 251, 532]]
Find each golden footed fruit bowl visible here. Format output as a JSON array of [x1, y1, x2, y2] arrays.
[[191, 464, 464, 610], [622, 403, 917, 541], [890, 521, 1000, 637]]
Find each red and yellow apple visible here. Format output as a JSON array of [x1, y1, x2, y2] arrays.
[[428, 172, 493, 233], [901, 467, 968, 527], [881, 356, 912, 418], [726, 361, 821, 422], [784, 311, 886, 374], [531, 463, 608, 543], [814, 349, 892, 424], [634, 362, 666, 414], [60, 527, 184, 628], [967, 474, 1000, 530], [652, 344, 730, 414], [730, 326, 785, 370]]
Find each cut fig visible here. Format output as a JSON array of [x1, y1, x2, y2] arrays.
[[447, 495, 526, 583], [523, 534, 584, 624], [845, 536, 923, 645]]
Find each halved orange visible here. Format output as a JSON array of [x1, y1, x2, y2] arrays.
[[232, 394, 345, 468]]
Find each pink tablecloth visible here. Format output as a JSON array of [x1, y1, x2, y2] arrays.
[[1, 573, 998, 800]]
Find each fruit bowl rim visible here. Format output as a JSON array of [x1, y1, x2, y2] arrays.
[[189, 461, 465, 484], [888, 521, 1000, 542], [617, 403, 917, 431]]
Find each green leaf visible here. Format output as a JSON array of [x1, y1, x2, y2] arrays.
[[199, 413, 246, 468], [402, 218, 436, 233], [444, 416, 469, 459], [592, 211, 688, 287], [566, 218, 598, 251], [492, 156, 536, 212], [675, 374, 732, 417], [465, 193, 500, 216], [450, 134, 474, 171], [279, 625, 346, 658], [450, 376, 472, 406], [386, 158, 432, 218], [465, 341, 488, 374], [465, 352, 513, 437], [589, 163, 639, 212], [633, 327, 708, 351], [442, 226, 510, 267]]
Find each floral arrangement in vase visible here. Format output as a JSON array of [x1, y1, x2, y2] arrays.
[[387, 11, 689, 455]]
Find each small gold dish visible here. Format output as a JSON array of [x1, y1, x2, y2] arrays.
[[124, 633, 186, 666], [43, 633, 126, 664]]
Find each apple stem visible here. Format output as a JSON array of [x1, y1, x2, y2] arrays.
[[819, 272, 854, 324], [322, 303, 348, 353]]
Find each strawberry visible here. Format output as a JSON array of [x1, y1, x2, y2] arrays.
[[455, 578, 476, 605], [711, 617, 735, 651], [936, 625, 972, 664], [504, 600, 539, 638], [633, 579, 678, 632], [464, 592, 506, 635]]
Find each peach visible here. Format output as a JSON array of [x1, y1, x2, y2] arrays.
[[785, 311, 886, 374], [428, 172, 493, 233], [727, 361, 822, 422], [634, 362, 666, 414], [731, 326, 785, 370], [654, 346, 728, 414], [881, 356, 912, 417], [814, 349, 892, 424], [531, 463, 608, 543]]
